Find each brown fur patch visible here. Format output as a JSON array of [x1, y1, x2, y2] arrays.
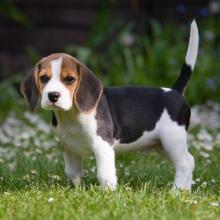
[[36, 53, 81, 102], [74, 63, 103, 113], [22, 53, 102, 112]]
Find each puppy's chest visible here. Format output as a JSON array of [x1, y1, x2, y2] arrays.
[[53, 116, 93, 156]]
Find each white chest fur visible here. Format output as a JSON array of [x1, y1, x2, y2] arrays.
[[53, 109, 97, 157]]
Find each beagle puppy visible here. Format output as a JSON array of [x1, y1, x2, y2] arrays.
[[21, 20, 199, 190]]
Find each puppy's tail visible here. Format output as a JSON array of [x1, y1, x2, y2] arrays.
[[172, 20, 199, 94]]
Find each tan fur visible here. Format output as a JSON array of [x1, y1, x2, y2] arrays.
[[22, 53, 102, 113], [36, 53, 80, 103]]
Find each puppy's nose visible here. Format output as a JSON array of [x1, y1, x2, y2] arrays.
[[48, 92, 60, 103]]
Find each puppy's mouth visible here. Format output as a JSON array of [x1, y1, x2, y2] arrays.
[[43, 102, 64, 111], [43, 102, 71, 111]]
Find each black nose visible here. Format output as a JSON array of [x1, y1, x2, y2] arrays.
[[48, 92, 60, 103]]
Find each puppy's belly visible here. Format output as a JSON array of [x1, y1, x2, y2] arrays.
[[113, 130, 158, 153]]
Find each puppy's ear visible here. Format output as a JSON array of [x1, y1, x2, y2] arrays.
[[74, 63, 103, 112], [20, 66, 40, 111]]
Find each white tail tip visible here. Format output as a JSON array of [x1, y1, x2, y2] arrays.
[[185, 19, 199, 70]]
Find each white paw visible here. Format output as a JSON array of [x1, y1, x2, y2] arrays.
[[98, 175, 117, 190], [72, 176, 81, 186]]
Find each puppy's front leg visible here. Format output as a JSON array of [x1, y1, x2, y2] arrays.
[[93, 144, 117, 190], [63, 148, 82, 185]]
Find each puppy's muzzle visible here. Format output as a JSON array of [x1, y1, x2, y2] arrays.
[[48, 91, 61, 103]]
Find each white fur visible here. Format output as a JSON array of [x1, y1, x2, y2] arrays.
[[54, 109, 117, 189], [161, 87, 171, 92], [54, 107, 194, 190], [185, 20, 199, 70], [157, 110, 194, 189], [41, 57, 73, 111]]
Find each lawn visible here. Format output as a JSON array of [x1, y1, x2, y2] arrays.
[[0, 94, 220, 220], [0, 17, 220, 219], [1, 0, 220, 217]]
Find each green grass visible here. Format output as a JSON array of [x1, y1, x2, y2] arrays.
[[0, 80, 220, 219], [1, 17, 220, 219], [0, 146, 220, 220]]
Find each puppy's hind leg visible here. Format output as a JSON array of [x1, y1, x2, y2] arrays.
[[160, 126, 194, 190]]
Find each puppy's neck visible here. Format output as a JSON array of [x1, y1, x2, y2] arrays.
[[53, 107, 79, 125]]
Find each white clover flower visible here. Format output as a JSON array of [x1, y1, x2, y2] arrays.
[[197, 129, 213, 142], [201, 181, 208, 188], [199, 141, 214, 151], [199, 151, 210, 158], [24, 112, 41, 124], [196, 178, 200, 182], [190, 101, 220, 129], [48, 197, 54, 203], [30, 170, 38, 175], [125, 171, 130, 176], [191, 200, 198, 204], [50, 175, 61, 181], [211, 179, 216, 183], [210, 202, 220, 207], [23, 174, 30, 180], [90, 166, 96, 173]]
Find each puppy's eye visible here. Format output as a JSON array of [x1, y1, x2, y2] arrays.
[[64, 76, 75, 85], [40, 75, 50, 84]]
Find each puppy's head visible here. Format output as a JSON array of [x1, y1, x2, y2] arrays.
[[21, 53, 103, 112]]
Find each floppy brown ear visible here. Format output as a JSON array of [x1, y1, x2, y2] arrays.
[[74, 63, 103, 112], [20, 67, 40, 111]]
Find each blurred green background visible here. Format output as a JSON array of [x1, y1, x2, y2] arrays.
[[0, 2, 220, 219], [0, 0, 219, 117]]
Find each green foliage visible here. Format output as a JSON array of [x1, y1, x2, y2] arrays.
[[66, 18, 220, 105], [0, 0, 30, 26], [0, 74, 23, 121], [26, 47, 41, 65], [0, 148, 220, 219]]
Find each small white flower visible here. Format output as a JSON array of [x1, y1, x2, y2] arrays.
[[48, 197, 54, 203], [201, 181, 208, 187], [210, 202, 220, 207], [23, 174, 30, 180], [206, 159, 211, 164], [196, 178, 201, 182], [119, 163, 124, 168], [90, 166, 96, 173], [211, 179, 216, 183], [197, 129, 213, 142], [192, 200, 198, 204], [30, 170, 37, 175], [50, 175, 61, 181], [125, 171, 130, 176], [199, 151, 210, 158]]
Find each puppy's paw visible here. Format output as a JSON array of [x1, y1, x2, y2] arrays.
[[98, 175, 117, 191]]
